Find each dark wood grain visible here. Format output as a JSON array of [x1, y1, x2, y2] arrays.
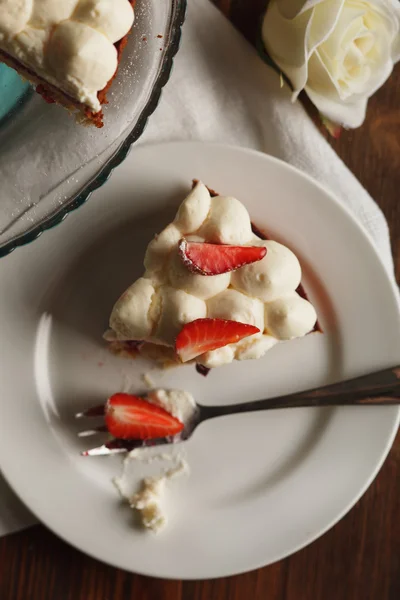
[[1, 1, 399, 599]]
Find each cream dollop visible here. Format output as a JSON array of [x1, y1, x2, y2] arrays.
[[29, 0, 78, 27], [198, 195, 254, 245], [265, 292, 317, 340], [231, 240, 301, 302], [74, 0, 135, 44], [13, 27, 47, 67], [110, 278, 155, 340], [47, 21, 118, 109], [0, 1, 32, 38], [174, 182, 211, 233], [153, 287, 207, 346], [198, 345, 236, 368], [144, 224, 182, 275], [207, 288, 264, 331]]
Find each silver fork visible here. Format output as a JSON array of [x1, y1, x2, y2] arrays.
[[77, 366, 400, 456]]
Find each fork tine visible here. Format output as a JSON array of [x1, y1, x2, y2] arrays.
[[81, 444, 128, 456], [78, 425, 108, 438], [76, 400, 176, 456], [81, 438, 135, 456], [81, 436, 172, 456], [75, 404, 106, 418]]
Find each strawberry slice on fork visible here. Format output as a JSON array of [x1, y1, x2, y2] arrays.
[[105, 393, 184, 440], [77, 394, 185, 456]]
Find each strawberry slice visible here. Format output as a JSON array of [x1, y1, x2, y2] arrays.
[[105, 394, 184, 440], [178, 238, 267, 275], [176, 318, 260, 363]]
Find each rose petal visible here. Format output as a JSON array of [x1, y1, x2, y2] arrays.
[[306, 43, 394, 127], [307, 49, 342, 97], [308, 0, 344, 54], [278, 0, 325, 20], [263, 0, 343, 97], [262, 0, 314, 95], [306, 84, 367, 127], [262, 0, 400, 129]]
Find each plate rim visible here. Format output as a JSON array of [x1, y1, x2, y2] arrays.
[[0, 141, 399, 579]]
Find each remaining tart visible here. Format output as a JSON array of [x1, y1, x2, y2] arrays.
[[105, 181, 318, 370], [0, 0, 135, 127]]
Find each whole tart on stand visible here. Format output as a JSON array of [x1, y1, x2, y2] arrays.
[[0, 0, 136, 127]]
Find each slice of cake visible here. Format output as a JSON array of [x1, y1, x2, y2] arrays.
[[0, 0, 135, 127], [105, 181, 318, 369]]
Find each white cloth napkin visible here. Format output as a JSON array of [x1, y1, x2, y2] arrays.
[[0, 0, 394, 537]]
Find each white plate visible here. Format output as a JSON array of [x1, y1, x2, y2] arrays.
[[0, 142, 399, 580]]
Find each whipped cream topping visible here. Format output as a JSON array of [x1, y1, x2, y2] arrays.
[[147, 389, 197, 425], [108, 182, 317, 367], [0, 0, 134, 112]]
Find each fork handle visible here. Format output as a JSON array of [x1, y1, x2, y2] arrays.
[[199, 366, 400, 421]]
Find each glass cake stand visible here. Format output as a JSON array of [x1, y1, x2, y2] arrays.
[[0, 0, 186, 257]]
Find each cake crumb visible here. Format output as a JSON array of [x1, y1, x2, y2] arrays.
[[113, 453, 189, 533], [130, 477, 166, 532]]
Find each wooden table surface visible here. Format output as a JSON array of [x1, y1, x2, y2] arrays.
[[1, 2, 399, 599]]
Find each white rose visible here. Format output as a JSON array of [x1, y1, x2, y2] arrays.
[[262, 0, 400, 128]]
